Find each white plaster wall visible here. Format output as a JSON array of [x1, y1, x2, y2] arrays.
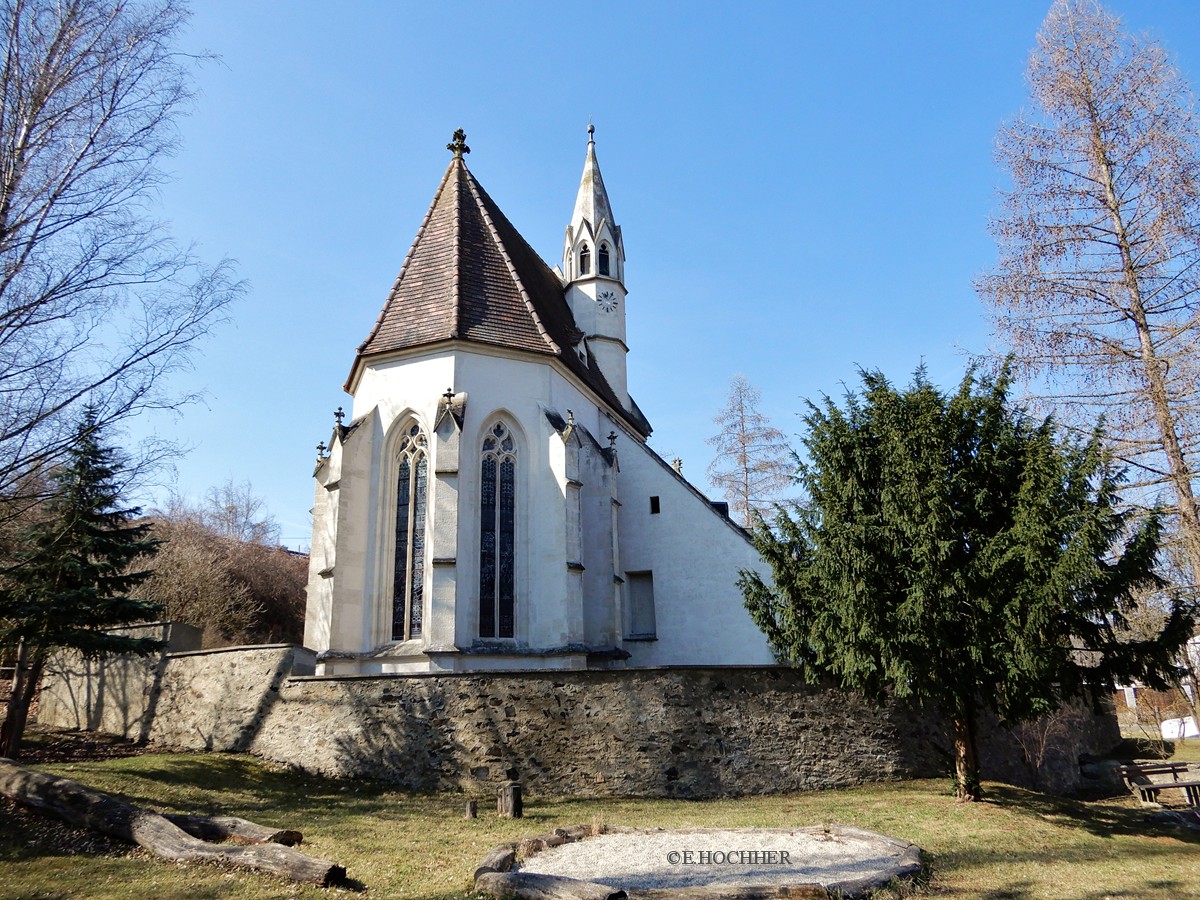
[[451, 349, 587, 650], [309, 351, 455, 659], [615, 438, 776, 666], [302, 446, 338, 651], [306, 340, 774, 670], [343, 344, 614, 656], [325, 407, 381, 653]]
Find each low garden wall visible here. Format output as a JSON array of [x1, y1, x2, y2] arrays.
[[38, 637, 1119, 798]]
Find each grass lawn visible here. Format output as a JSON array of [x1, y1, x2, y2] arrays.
[[0, 743, 1198, 899]]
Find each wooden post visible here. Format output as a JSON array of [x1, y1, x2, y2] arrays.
[[465, 799, 477, 819], [497, 782, 522, 818]]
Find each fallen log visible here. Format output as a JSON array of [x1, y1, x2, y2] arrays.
[[0, 758, 344, 886], [164, 813, 303, 847], [476, 870, 627, 900]]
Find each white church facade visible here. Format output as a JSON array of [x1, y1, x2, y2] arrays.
[[303, 129, 775, 675]]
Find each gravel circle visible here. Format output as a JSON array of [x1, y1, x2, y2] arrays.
[[515, 825, 920, 892]]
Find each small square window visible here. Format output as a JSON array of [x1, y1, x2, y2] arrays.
[[650, 496, 660, 514]]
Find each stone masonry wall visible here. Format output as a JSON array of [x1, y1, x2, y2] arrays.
[[38, 622, 201, 742], [38, 646, 1119, 798]]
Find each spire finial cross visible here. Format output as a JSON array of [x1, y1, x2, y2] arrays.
[[447, 129, 470, 158]]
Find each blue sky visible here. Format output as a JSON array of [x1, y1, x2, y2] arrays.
[[131, 1, 1200, 548]]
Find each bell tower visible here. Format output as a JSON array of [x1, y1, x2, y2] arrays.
[[563, 125, 628, 407]]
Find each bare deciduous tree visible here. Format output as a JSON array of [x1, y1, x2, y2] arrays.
[[137, 516, 259, 644], [200, 478, 280, 545], [979, 0, 1200, 583], [707, 374, 793, 527], [0, 0, 241, 516], [136, 483, 306, 646], [1013, 704, 1088, 791]]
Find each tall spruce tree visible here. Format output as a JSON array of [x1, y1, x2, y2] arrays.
[[0, 410, 160, 758], [740, 367, 1192, 801]]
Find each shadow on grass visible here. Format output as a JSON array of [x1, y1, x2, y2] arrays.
[[984, 784, 1200, 844], [954, 882, 1193, 900]]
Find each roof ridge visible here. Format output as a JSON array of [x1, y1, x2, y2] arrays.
[[461, 167, 561, 355], [449, 160, 462, 338], [355, 160, 458, 357]]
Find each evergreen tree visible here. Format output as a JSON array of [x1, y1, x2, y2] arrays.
[[0, 410, 160, 758], [740, 367, 1193, 801]]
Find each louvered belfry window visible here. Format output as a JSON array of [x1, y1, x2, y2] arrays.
[[480, 422, 516, 638], [393, 423, 428, 641], [598, 243, 610, 276]]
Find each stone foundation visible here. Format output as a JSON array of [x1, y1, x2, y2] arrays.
[[38, 639, 1119, 798]]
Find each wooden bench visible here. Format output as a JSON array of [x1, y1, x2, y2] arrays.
[[1119, 762, 1200, 806]]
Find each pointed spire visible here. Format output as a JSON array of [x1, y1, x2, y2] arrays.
[[570, 124, 615, 234]]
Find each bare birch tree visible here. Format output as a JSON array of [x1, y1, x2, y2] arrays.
[[0, 0, 241, 517], [980, 0, 1200, 583], [706, 374, 793, 527]]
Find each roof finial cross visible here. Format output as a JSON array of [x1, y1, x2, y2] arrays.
[[447, 128, 470, 158], [334, 406, 345, 426]]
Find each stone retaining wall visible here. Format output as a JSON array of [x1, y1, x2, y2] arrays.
[[38, 642, 1119, 798]]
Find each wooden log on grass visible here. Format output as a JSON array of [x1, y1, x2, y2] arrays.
[[476, 870, 627, 900], [163, 813, 303, 846], [0, 758, 344, 886]]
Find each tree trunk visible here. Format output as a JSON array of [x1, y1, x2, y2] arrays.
[[0, 642, 44, 760], [1091, 112, 1200, 586], [952, 707, 982, 802], [0, 759, 344, 885]]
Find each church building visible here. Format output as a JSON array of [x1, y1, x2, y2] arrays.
[[303, 128, 775, 674]]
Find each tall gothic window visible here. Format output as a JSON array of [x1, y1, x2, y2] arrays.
[[578, 243, 591, 276], [598, 243, 610, 276], [393, 423, 427, 641], [479, 421, 516, 638]]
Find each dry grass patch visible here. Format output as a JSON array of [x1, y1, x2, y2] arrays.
[[0, 750, 1195, 899]]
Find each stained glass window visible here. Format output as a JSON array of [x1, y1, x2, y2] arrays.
[[392, 424, 427, 641], [480, 421, 517, 638]]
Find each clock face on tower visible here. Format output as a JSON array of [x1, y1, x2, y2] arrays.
[[597, 289, 619, 313]]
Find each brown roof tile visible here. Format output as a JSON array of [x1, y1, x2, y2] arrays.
[[349, 155, 650, 438]]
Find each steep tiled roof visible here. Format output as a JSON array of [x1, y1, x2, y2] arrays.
[[349, 154, 650, 437]]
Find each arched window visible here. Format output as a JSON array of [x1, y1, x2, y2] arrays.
[[578, 243, 591, 276], [480, 422, 516, 638], [392, 423, 427, 641], [598, 243, 610, 276]]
